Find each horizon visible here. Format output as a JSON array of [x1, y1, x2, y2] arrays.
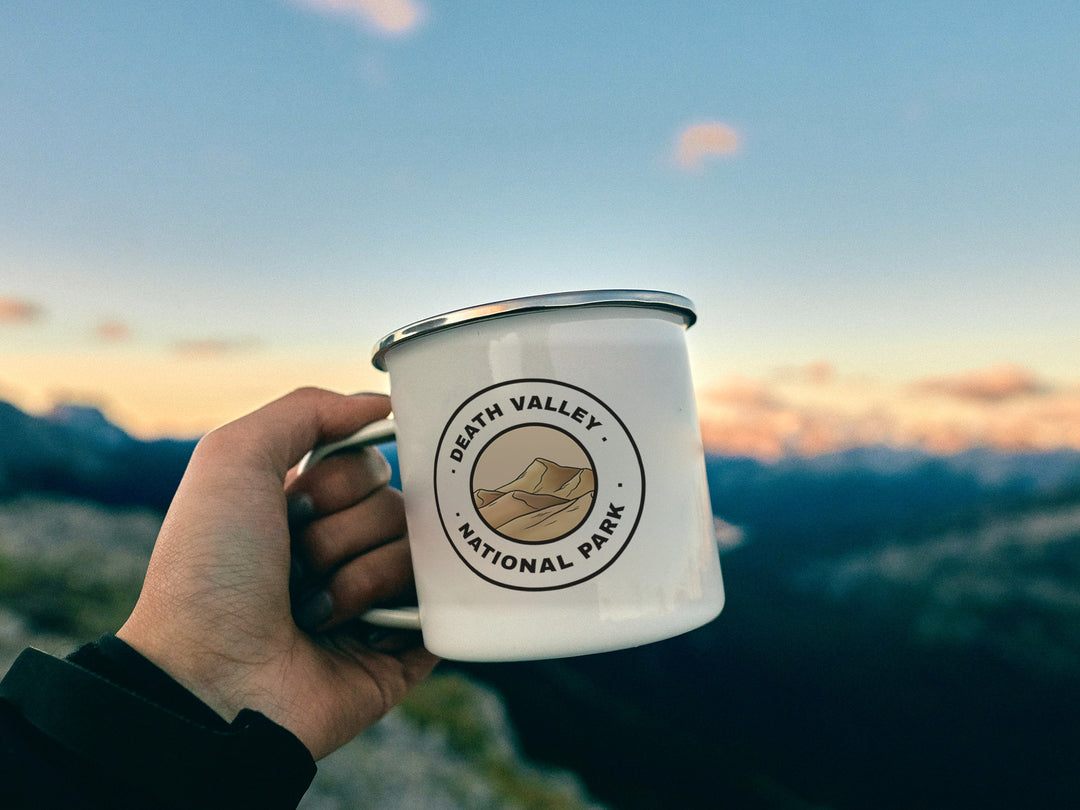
[[5, 362, 1079, 463], [2, 2, 1078, 456]]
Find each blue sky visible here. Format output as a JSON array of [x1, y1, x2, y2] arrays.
[[1, 1, 1078, 441]]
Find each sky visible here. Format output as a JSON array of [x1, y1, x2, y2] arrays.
[[1, 1, 1078, 454]]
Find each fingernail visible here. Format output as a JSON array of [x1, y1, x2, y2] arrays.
[[361, 447, 393, 483], [287, 493, 316, 529], [294, 590, 334, 631]]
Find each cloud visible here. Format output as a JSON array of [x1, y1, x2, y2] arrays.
[[773, 361, 836, 386], [0, 296, 44, 324], [903, 390, 1080, 454], [171, 338, 262, 358], [913, 364, 1045, 402], [673, 121, 740, 171], [697, 364, 1080, 459], [702, 375, 776, 409], [292, 0, 425, 35], [95, 320, 131, 343], [699, 376, 825, 459]]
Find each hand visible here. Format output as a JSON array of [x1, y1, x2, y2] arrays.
[[117, 388, 438, 760]]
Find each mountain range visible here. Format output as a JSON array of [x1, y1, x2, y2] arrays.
[[0, 401, 196, 512], [2, 400, 1079, 808]]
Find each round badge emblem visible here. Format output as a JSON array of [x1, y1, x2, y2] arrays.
[[434, 379, 645, 590]]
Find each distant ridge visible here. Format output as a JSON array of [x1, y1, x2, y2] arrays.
[[0, 400, 197, 512], [3, 397, 1080, 530]]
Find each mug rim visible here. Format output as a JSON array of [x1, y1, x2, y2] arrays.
[[371, 288, 696, 371]]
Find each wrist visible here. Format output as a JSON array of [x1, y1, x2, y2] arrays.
[[69, 634, 231, 728], [0, 644, 316, 809], [114, 621, 259, 722]]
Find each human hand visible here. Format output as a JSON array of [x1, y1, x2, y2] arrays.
[[117, 388, 438, 759]]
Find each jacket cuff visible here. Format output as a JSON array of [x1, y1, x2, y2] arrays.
[[0, 646, 316, 810]]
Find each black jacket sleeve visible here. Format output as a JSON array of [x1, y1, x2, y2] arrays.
[[0, 636, 316, 810]]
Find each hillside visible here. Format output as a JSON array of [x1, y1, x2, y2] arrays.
[[463, 450, 1080, 809], [3, 401, 1080, 807]]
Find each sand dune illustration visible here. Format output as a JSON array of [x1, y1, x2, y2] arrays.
[[495, 458, 592, 496], [498, 491, 595, 540], [475, 458, 596, 542], [476, 490, 571, 528], [473, 489, 504, 509]]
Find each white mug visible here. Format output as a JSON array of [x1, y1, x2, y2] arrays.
[[300, 290, 724, 661]]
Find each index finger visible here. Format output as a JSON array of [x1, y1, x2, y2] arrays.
[[210, 388, 392, 480]]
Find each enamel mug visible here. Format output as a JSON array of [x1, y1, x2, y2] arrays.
[[300, 290, 724, 661]]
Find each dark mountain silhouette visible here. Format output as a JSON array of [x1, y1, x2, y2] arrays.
[[3, 401, 1080, 808], [0, 401, 197, 513], [455, 450, 1080, 809]]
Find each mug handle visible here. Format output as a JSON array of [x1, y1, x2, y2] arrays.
[[297, 416, 398, 475], [296, 416, 422, 632]]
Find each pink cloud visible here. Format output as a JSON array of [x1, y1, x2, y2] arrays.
[[673, 122, 740, 171], [702, 376, 776, 409], [95, 320, 131, 343], [697, 365, 1080, 459], [699, 377, 830, 459], [913, 364, 1045, 402], [171, 338, 262, 358], [0, 296, 44, 324], [773, 361, 837, 386], [292, 0, 425, 35]]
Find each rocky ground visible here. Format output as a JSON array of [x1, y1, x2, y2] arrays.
[[0, 495, 606, 810]]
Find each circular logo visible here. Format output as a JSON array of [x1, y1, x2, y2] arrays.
[[434, 379, 645, 591]]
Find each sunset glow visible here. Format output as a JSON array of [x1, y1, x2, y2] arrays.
[[697, 364, 1080, 459], [3, 339, 1079, 460], [0, 349, 386, 439]]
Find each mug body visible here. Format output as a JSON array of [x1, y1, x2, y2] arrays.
[[377, 291, 724, 661]]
